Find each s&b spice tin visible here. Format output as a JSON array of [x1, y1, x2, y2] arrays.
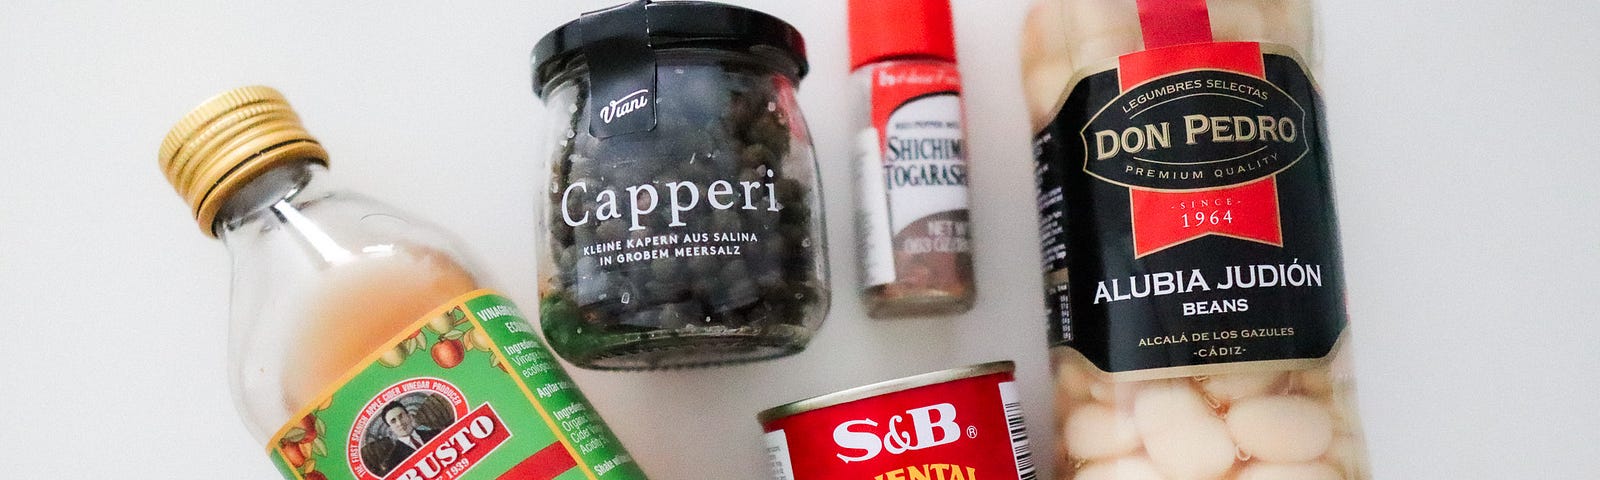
[[758, 361, 1036, 480]]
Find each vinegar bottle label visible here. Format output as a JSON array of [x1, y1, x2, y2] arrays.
[[267, 290, 646, 480]]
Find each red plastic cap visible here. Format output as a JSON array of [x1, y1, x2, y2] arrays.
[[848, 0, 958, 69]]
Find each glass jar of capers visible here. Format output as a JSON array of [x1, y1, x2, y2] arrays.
[[531, 0, 829, 370]]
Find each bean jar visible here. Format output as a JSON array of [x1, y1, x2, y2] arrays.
[[531, 0, 829, 370], [1024, 1, 1371, 479]]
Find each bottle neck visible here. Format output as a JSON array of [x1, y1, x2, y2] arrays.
[[213, 160, 402, 269], [213, 160, 326, 234]]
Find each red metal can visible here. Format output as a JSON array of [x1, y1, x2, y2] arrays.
[[757, 361, 1036, 480]]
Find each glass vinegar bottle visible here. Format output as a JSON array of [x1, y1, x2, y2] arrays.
[[159, 87, 646, 480]]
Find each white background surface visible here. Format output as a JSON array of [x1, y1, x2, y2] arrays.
[[2, 1, 1598, 479]]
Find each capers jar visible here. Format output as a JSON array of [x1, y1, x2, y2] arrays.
[[531, 0, 829, 370]]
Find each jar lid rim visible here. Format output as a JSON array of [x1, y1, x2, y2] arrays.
[[531, 1, 809, 98]]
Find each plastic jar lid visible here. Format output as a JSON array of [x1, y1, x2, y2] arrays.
[[531, 0, 810, 98]]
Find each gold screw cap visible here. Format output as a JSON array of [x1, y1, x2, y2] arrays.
[[158, 86, 329, 237]]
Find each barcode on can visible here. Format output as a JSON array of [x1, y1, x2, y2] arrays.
[[998, 381, 1037, 480], [764, 429, 796, 480]]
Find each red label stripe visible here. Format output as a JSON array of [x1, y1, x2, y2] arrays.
[[1136, 0, 1214, 49], [1130, 178, 1284, 257], [1115, 29, 1282, 256], [1119, 42, 1264, 91], [498, 441, 578, 480]]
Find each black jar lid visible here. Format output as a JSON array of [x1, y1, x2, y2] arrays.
[[532, 1, 809, 98]]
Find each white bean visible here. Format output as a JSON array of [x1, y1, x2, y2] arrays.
[[1323, 435, 1367, 476], [1060, 0, 1141, 66], [1025, 60, 1077, 132], [1292, 367, 1335, 397], [1053, 351, 1102, 401], [1090, 378, 1142, 406], [1232, 462, 1342, 480], [1226, 395, 1334, 462], [1068, 29, 1142, 67], [1064, 403, 1141, 459], [1133, 381, 1216, 436], [1207, 0, 1268, 42], [1261, 0, 1315, 53], [1064, 0, 1140, 41], [1143, 417, 1237, 480], [1022, 0, 1079, 133], [1200, 370, 1284, 403], [1075, 456, 1164, 480], [1323, 395, 1361, 435], [1022, 0, 1072, 64]]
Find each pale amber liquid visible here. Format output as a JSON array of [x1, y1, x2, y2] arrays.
[[282, 249, 477, 410]]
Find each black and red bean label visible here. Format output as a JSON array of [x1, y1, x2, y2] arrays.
[[1033, 42, 1346, 375]]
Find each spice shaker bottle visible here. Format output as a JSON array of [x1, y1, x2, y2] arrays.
[[1022, 1, 1371, 479], [157, 87, 647, 479], [849, 0, 977, 318], [531, 0, 830, 369]]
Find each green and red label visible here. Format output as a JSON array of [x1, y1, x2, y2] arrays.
[[268, 290, 646, 480]]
